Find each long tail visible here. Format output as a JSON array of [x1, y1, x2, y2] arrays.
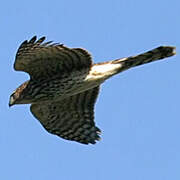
[[111, 46, 176, 73], [90, 46, 176, 81]]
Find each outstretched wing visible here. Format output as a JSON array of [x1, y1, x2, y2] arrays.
[[30, 87, 101, 145], [14, 36, 92, 80]]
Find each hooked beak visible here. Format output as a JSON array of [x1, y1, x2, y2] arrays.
[[9, 102, 13, 107]]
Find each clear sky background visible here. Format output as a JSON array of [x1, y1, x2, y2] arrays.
[[1, 0, 179, 179]]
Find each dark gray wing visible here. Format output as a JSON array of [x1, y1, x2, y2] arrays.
[[30, 87, 101, 145], [14, 36, 92, 80]]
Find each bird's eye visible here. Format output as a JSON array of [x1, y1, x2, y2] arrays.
[[12, 93, 16, 99]]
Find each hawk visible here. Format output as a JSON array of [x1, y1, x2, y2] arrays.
[[9, 36, 176, 144]]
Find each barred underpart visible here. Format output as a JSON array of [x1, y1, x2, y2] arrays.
[[10, 36, 176, 145], [30, 87, 101, 144]]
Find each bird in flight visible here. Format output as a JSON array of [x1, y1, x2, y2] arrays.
[[9, 36, 176, 145]]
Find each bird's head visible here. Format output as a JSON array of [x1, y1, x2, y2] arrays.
[[9, 81, 31, 107]]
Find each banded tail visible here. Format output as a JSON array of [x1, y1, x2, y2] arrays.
[[111, 46, 176, 73], [90, 46, 176, 80]]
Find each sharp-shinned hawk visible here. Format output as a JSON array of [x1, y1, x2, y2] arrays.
[[9, 36, 176, 144]]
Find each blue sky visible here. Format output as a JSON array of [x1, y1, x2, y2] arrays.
[[1, 0, 180, 179]]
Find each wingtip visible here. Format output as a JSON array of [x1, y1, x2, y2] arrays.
[[29, 36, 46, 44], [39, 36, 46, 42], [29, 36, 37, 43], [36, 36, 46, 44], [21, 40, 28, 46]]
